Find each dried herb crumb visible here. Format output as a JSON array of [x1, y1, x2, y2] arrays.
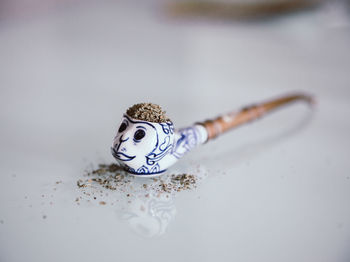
[[126, 103, 170, 123], [76, 164, 202, 204]]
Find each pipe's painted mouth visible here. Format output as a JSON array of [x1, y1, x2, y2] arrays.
[[111, 147, 135, 162]]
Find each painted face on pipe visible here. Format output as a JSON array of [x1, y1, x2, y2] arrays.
[[111, 115, 159, 170]]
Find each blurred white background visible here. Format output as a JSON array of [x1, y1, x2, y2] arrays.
[[0, 1, 350, 262]]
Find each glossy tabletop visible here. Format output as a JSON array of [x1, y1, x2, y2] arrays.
[[1, 1, 350, 262]]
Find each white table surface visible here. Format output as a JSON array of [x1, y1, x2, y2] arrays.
[[1, 1, 350, 262]]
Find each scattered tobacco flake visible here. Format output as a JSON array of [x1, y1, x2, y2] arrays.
[[99, 201, 106, 205], [76, 163, 204, 204], [77, 180, 87, 188]]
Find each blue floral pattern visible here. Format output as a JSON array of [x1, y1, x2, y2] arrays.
[[112, 115, 205, 175]]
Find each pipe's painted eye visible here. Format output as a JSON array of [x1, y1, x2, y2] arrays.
[[134, 129, 145, 141], [118, 122, 127, 133]]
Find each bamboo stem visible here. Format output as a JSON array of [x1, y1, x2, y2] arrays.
[[198, 93, 314, 141]]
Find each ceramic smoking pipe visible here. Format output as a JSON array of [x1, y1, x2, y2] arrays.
[[111, 93, 314, 176]]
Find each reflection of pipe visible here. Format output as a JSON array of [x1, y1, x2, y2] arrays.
[[118, 192, 176, 238], [116, 165, 208, 237]]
